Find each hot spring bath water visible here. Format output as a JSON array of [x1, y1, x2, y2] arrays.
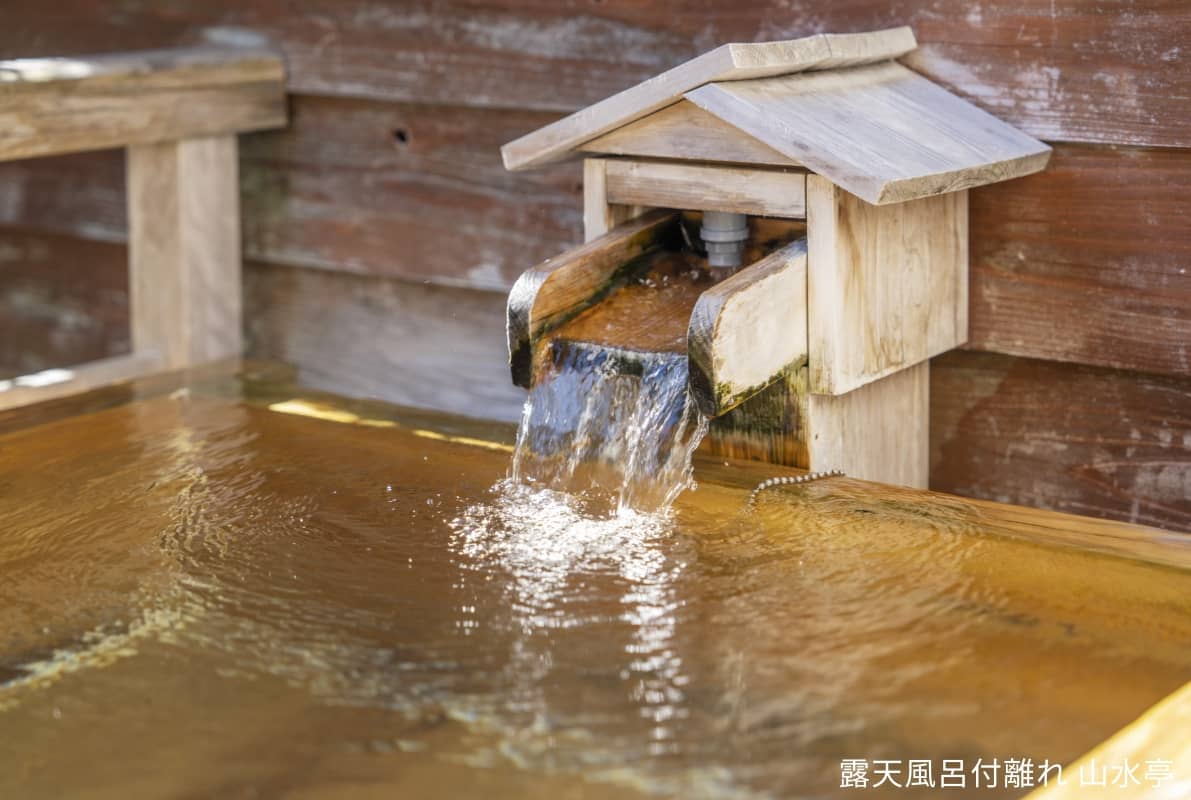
[[0, 367, 1187, 799]]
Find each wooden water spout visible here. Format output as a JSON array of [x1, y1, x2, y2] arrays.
[[503, 26, 1051, 488]]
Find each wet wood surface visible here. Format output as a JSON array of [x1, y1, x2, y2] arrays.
[[549, 250, 709, 356], [687, 239, 807, 417], [507, 210, 680, 387]]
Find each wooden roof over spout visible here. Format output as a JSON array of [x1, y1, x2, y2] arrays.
[[502, 27, 1050, 205]]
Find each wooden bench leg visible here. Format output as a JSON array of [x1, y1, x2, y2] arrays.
[[126, 135, 242, 368]]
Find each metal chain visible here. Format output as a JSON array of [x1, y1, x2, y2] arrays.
[[747, 469, 845, 505]]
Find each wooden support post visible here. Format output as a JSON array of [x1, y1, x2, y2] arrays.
[[127, 135, 243, 368], [704, 361, 930, 488], [806, 174, 967, 395], [582, 158, 646, 242], [806, 361, 930, 488]]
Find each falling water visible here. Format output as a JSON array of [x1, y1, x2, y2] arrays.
[[510, 340, 708, 513]]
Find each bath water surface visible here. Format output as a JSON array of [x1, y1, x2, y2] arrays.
[[0, 366, 1188, 799]]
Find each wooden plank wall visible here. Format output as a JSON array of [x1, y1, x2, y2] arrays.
[[0, 2, 1188, 530]]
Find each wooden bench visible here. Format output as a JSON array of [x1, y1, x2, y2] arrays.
[[0, 46, 286, 410]]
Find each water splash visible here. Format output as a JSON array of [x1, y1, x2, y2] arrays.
[[511, 340, 708, 514]]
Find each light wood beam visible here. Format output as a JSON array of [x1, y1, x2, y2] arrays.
[[605, 159, 807, 218], [807, 174, 967, 396], [0, 352, 163, 412], [806, 361, 930, 488], [127, 135, 243, 368], [0, 47, 285, 161]]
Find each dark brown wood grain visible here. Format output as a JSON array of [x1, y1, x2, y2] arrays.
[[0, 1, 1187, 148], [0, 227, 128, 379], [931, 350, 1191, 532], [245, 261, 526, 422], [968, 144, 1191, 377], [237, 96, 583, 289], [0, 224, 525, 420]]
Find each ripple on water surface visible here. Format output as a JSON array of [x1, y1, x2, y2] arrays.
[[0, 392, 1188, 799]]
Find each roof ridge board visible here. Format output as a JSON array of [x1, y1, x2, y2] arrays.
[[501, 27, 917, 172]]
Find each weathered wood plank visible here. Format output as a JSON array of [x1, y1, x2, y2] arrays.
[[3, 224, 1189, 530], [0, 47, 285, 160], [604, 159, 807, 218], [968, 143, 1191, 377], [0, 98, 584, 290], [245, 262, 526, 422], [1, 1, 1185, 147], [507, 209, 680, 387], [240, 98, 582, 290], [0, 134, 1187, 383], [807, 175, 967, 396], [808, 361, 931, 488], [502, 27, 915, 170], [581, 100, 798, 167], [0, 352, 162, 412], [930, 350, 1191, 533], [0, 119, 1186, 378], [0, 228, 525, 422], [687, 61, 1050, 204], [0, 227, 129, 379], [582, 158, 644, 242], [127, 136, 242, 368], [0, 46, 281, 91], [688, 239, 808, 417]]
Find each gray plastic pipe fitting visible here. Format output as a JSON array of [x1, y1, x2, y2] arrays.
[[700, 210, 748, 272]]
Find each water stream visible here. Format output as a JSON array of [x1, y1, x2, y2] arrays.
[[510, 340, 709, 514]]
